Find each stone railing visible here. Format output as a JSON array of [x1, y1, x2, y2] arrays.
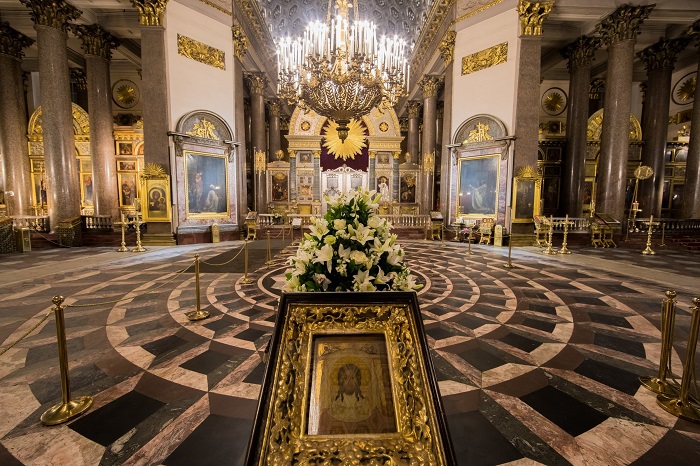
[[82, 214, 114, 230], [57, 216, 83, 247], [630, 217, 700, 234], [287, 214, 315, 226], [12, 215, 50, 232], [258, 214, 284, 227], [379, 214, 431, 228]]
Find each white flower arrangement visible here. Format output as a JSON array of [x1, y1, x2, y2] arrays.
[[284, 189, 422, 292]]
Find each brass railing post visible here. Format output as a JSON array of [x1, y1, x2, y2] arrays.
[[186, 253, 210, 321], [558, 214, 572, 255], [265, 230, 272, 266], [117, 212, 128, 252], [41, 296, 93, 425], [240, 239, 253, 284], [504, 234, 515, 269], [640, 291, 679, 395], [642, 215, 656, 255], [543, 215, 556, 254], [657, 297, 700, 422], [132, 213, 146, 252], [660, 221, 666, 247], [466, 227, 474, 255]]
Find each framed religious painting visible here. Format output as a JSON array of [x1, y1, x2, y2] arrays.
[[80, 173, 94, 208], [118, 172, 139, 207], [399, 173, 416, 203], [117, 159, 138, 172], [117, 141, 133, 156], [456, 154, 499, 219], [511, 166, 542, 223], [271, 172, 289, 202], [184, 150, 229, 219], [141, 177, 171, 222], [246, 292, 456, 465]]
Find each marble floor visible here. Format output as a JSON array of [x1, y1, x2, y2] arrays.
[[0, 239, 699, 465]]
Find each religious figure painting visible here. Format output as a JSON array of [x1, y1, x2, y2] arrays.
[[400, 174, 416, 203], [514, 179, 536, 220], [118, 173, 138, 207], [457, 155, 498, 217], [118, 142, 133, 155], [81, 174, 93, 207], [142, 178, 171, 222], [306, 334, 396, 436], [376, 176, 390, 203], [272, 173, 289, 201], [185, 151, 229, 218]]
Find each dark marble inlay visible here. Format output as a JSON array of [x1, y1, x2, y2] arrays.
[[236, 327, 268, 342], [593, 332, 646, 358], [426, 325, 459, 341], [520, 385, 608, 437], [576, 296, 606, 306], [631, 429, 700, 465], [588, 312, 632, 329], [243, 361, 266, 384], [501, 332, 542, 353], [181, 350, 231, 375], [574, 359, 641, 395], [459, 346, 507, 372], [143, 335, 188, 357], [447, 411, 523, 465], [527, 302, 557, 315], [522, 318, 556, 333]]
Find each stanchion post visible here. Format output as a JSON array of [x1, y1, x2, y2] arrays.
[[504, 233, 515, 269], [117, 212, 128, 252], [240, 239, 253, 284], [265, 230, 272, 265], [558, 214, 572, 255], [642, 215, 656, 255], [657, 297, 700, 422], [660, 221, 666, 247], [41, 296, 93, 425], [441, 224, 445, 247], [543, 215, 556, 254], [186, 253, 210, 321], [131, 213, 147, 252], [640, 290, 679, 395], [467, 227, 474, 255]]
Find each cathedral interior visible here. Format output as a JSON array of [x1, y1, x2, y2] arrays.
[[1, 0, 700, 464]]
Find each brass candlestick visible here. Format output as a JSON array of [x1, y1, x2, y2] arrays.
[[641, 215, 657, 255], [186, 254, 210, 321], [640, 291, 680, 396], [117, 212, 128, 252], [240, 240, 253, 284], [557, 214, 572, 255], [503, 234, 515, 269], [131, 213, 147, 252], [40, 296, 93, 425], [543, 215, 556, 255], [657, 298, 700, 423]]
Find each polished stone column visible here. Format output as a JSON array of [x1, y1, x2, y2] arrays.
[[247, 72, 268, 210], [21, 0, 82, 230], [637, 38, 688, 217], [420, 75, 442, 213], [70, 68, 89, 111], [74, 24, 120, 220], [406, 100, 421, 164], [392, 152, 400, 203], [561, 36, 600, 217], [0, 23, 34, 216], [368, 151, 376, 193], [132, 0, 173, 241], [594, 4, 653, 222], [514, 1, 553, 173], [438, 30, 455, 220], [682, 21, 700, 219], [268, 99, 282, 161], [232, 27, 249, 225]]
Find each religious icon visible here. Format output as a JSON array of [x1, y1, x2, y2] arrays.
[[376, 176, 390, 202], [185, 151, 229, 217]]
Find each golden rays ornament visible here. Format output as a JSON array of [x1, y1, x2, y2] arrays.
[[323, 119, 367, 161]]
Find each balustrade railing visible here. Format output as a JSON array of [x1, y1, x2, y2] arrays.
[[551, 217, 590, 232], [82, 215, 114, 230], [378, 214, 431, 228], [12, 215, 50, 232]]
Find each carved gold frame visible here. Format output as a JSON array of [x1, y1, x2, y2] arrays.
[[511, 166, 542, 223], [247, 292, 455, 465]]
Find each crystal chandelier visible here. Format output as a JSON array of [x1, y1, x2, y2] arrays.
[[276, 0, 409, 142]]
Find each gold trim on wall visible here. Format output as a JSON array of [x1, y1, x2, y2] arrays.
[[461, 42, 508, 76], [177, 34, 225, 70]]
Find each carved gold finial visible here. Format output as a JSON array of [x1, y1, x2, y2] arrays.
[[0, 22, 34, 59], [20, 0, 82, 33], [232, 24, 248, 60], [130, 0, 169, 27], [637, 37, 690, 72], [439, 30, 457, 65], [246, 72, 268, 95], [595, 4, 654, 45], [465, 123, 493, 143], [419, 75, 443, 98], [560, 36, 602, 69], [407, 100, 422, 119], [517, 0, 554, 36], [72, 24, 121, 60]]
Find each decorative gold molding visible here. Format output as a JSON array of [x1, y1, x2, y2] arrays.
[[177, 34, 225, 70], [142, 162, 168, 179], [461, 42, 508, 76], [411, 0, 457, 78], [455, 0, 504, 24], [198, 0, 231, 15], [439, 30, 456, 65], [517, 0, 554, 36], [186, 118, 220, 140], [130, 0, 169, 27], [0, 22, 34, 59], [587, 109, 642, 142], [19, 0, 82, 33], [423, 151, 435, 173], [465, 123, 494, 143], [232, 24, 248, 60], [420, 75, 444, 98], [515, 165, 540, 179]]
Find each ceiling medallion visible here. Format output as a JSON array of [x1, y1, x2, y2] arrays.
[[323, 119, 367, 161], [672, 72, 696, 105], [541, 87, 567, 116], [112, 79, 140, 109]]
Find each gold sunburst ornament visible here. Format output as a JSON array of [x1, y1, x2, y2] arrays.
[[323, 119, 367, 161]]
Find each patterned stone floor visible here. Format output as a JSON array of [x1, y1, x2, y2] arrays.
[[0, 240, 699, 465]]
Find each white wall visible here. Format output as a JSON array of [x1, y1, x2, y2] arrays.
[[165, 2, 235, 130], [451, 9, 520, 139]]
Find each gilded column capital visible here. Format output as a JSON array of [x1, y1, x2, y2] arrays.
[[280, 116, 290, 131], [288, 149, 296, 159], [19, 0, 82, 33], [595, 4, 654, 45], [267, 99, 281, 117], [560, 36, 602, 70], [399, 117, 408, 132], [246, 72, 268, 95], [684, 19, 700, 47], [232, 24, 248, 61], [407, 100, 422, 119], [638, 37, 690, 71], [517, 0, 553, 36], [369, 151, 377, 158], [70, 68, 87, 91], [130, 0, 169, 27], [419, 75, 444, 99], [72, 24, 120, 61], [438, 30, 456, 65], [0, 22, 34, 59], [397, 151, 406, 160], [313, 150, 321, 158]]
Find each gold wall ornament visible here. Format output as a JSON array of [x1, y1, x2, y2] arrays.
[[672, 72, 696, 105], [177, 34, 225, 70], [439, 30, 457, 65], [254, 149, 266, 173], [420, 75, 444, 98], [130, 0, 169, 27], [72, 24, 120, 60], [300, 120, 311, 131], [515, 165, 540, 179], [423, 151, 435, 173], [461, 42, 508, 76], [379, 122, 389, 133], [0, 22, 34, 59], [141, 162, 167, 179], [19, 0, 82, 32], [586, 109, 642, 142], [112, 80, 140, 109], [517, 0, 554, 36], [231, 24, 249, 60], [186, 118, 220, 140], [541, 88, 567, 116], [323, 119, 367, 161], [595, 4, 654, 45], [465, 122, 494, 143]]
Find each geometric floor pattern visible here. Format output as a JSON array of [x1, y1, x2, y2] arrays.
[[0, 240, 699, 465]]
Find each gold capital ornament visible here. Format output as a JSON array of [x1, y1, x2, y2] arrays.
[[439, 31, 457, 65], [232, 24, 249, 61], [267, 99, 281, 117], [560, 36, 602, 70], [20, 0, 82, 33], [246, 72, 268, 95], [420, 76, 443, 99], [177, 35, 225, 70], [0, 22, 34, 59], [517, 0, 553, 36], [637, 37, 690, 72], [72, 24, 120, 60], [595, 4, 654, 45], [407, 100, 422, 119], [130, 0, 169, 27]]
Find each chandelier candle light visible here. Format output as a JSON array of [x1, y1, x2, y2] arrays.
[[277, 0, 409, 142]]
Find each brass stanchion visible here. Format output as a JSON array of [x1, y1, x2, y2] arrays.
[[441, 225, 445, 247], [41, 296, 93, 425], [240, 239, 253, 284], [265, 230, 272, 265], [640, 291, 679, 395], [642, 215, 656, 255], [503, 234, 515, 269], [131, 213, 147, 252], [466, 227, 474, 255], [660, 221, 666, 247], [557, 214, 572, 255], [282, 223, 286, 242], [186, 253, 210, 321], [657, 297, 700, 423], [117, 212, 128, 252], [543, 215, 557, 255]]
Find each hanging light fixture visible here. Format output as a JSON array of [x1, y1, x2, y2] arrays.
[[276, 0, 409, 142]]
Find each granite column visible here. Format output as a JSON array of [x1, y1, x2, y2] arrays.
[[232, 24, 249, 225], [438, 30, 455, 219], [268, 99, 282, 161], [247, 72, 268, 210], [406, 100, 421, 164], [420, 75, 442, 213], [682, 23, 700, 219], [0, 23, 34, 216], [594, 4, 653, 221]]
